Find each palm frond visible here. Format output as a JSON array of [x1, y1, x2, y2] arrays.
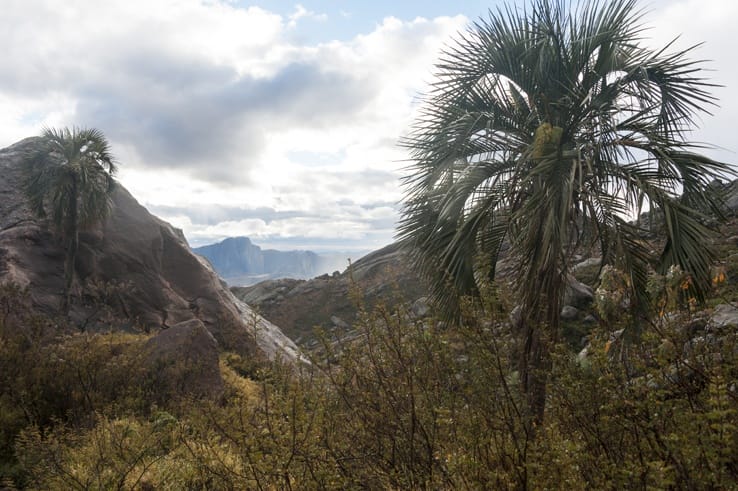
[[23, 126, 118, 235], [398, 0, 733, 324]]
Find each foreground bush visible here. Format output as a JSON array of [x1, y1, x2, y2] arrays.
[[3, 279, 738, 489]]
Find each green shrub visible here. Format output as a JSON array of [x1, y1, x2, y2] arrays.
[[4, 274, 738, 489]]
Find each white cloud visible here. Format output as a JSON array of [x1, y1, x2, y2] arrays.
[[645, 0, 738, 162], [1, 0, 734, 251], [288, 4, 328, 28]]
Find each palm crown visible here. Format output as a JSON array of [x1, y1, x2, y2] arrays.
[[398, 0, 731, 326], [24, 126, 117, 312], [25, 127, 117, 234]]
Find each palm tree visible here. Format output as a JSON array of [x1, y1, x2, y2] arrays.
[[24, 127, 117, 313], [398, 0, 731, 424]]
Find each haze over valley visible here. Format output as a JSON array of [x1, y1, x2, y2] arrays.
[[194, 236, 365, 286]]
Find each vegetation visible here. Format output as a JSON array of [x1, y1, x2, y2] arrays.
[[2, 1, 736, 489], [398, 0, 730, 425], [23, 127, 117, 313], [2, 264, 738, 489]]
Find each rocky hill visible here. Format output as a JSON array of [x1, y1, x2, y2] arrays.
[[232, 238, 597, 350], [194, 236, 348, 286], [236, 179, 738, 352], [232, 242, 426, 349], [0, 138, 301, 392]]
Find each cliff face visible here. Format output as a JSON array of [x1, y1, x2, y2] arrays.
[[195, 237, 267, 276], [195, 237, 333, 286], [0, 137, 300, 363]]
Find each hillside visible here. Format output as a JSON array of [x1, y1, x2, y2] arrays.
[[232, 241, 426, 348], [236, 180, 738, 351], [0, 138, 300, 363]]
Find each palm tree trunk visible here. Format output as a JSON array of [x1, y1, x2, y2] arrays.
[[519, 322, 548, 429], [519, 280, 562, 432], [62, 229, 78, 314], [61, 181, 79, 315]]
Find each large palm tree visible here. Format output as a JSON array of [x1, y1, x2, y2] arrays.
[[398, 0, 731, 424], [24, 127, 117, 313]]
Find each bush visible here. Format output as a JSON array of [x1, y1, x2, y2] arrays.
[[4, 277, 738, 489]]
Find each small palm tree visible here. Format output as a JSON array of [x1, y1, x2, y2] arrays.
[[24, 127, 117, 313], [398, 0, 731, 424]]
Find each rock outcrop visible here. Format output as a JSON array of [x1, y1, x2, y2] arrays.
[[144, 318, 224, 398], [0, 138, 300, 369]]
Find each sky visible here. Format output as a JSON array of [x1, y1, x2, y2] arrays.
[[1, 0, 736, 253]]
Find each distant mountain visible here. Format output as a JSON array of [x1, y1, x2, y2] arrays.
[[193, 237, 353, 286]]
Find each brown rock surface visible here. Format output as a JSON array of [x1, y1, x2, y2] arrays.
[[143, 318, 223, 399], [0, 137, 300, 364]]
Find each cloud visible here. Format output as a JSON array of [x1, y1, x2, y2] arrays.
[[5, 1, 731, 252], [147, 204, 314, 226], [175, 210, 396, 250], [76, 60, 373, 184], [147, 197, 399, 250], [0, 2, 465, 194], [646, 0, 738, 163], [288, 4, 328, 28]]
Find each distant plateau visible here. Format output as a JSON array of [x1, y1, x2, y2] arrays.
[[193, 236, 368, 286]]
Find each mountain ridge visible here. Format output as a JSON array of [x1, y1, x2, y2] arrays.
[[194, 236, 354, 286]]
